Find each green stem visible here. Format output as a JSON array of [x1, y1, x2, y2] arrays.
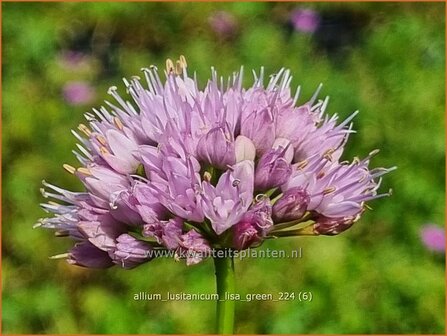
[[268, 225, 317, 237], [270, 213, 313, 232], [214, 254, 235, 334]]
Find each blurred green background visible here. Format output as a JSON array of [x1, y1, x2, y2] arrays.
[[2, 2, 445, 334]]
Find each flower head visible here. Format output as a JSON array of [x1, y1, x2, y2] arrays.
[[38, 56, 394, 268]]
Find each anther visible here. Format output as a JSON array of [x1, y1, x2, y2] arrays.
[[323, 186, 336, 195], [96, 135, 107, 146], [166, 58, 175, 74], [369, 149, 380, 157], [77, 167, 92, 176], [323, 148, 335, 161], [203, 171, 212, 182], [78, 124, 91, 136], [179, 55, 187, 68], [316, 171, 325, 179], [364, 203, 373, 210], [55, 230, 69, 237], [100, 146, 110, 155], [175, 61, 182, 75], [49, 253, 69, 259], [296, 160, 308, 170], [113, 117, 124, 130], [107, 86, 118, 95], [63, 164, 76, 174]]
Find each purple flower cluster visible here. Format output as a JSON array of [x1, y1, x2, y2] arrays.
[[37, 56, 395, 269]]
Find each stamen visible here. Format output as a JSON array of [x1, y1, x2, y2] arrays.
[[63, 164, 76, 174], [166, 58, 175, 74], [323, 148, 335, 161], [293, 85, 301, 105], [55, 230, 69, 237], [33, 221, 42, 228], [71, 130, 88, 145], [109, 189, 127, 210], [203, 171, 212, 182], [100, 146, 110, 155], [77, 167, 92, 176], [179, 55, 187, 68], [309, 83, 323, 105], [107, 86, 118, 95], [96, 135, 107, 146], [316, 171, 325, 179], [323, 186, 336, 195], [76, 144, 94, 160], [49, 253, 69, 259], [78, 124, 91, 136], [84, 113, 96, 122], [369, 149, 380, 156], [364, 203, 373, 210], [175, 61, 182, 76], [113, 117, 124, 130], [255, 194, 268, 202], [296, 160, 308, 170]]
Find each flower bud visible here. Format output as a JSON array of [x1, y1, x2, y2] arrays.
[[233, 198, 272, 250], [143, 217, 183, 250], [197, 126, 235, 169], [233, 220, 261, 250], [179, 230, 211, 265], [68, 242, 114, 268], [234, 135, 256, 162], [254, 148, 292, 191], [272, 138, 294, 163], [313, 215, 357, 236], [112, 234, 154, 269], [241, 108, 275, 156], [272, 187, 310, 222]]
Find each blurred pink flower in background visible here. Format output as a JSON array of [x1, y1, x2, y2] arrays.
[[63, 81, 96, 106], [208, 11, 238, 38], [420, 224, 445, 253], [290, 9, 320, 34], [57, 50, 90, 70]]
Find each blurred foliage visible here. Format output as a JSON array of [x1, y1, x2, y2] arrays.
[[2, 2, 445, 334]]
